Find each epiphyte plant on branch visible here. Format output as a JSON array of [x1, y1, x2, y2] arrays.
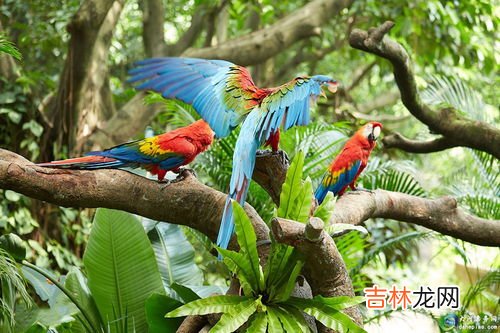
[[165, 200, 366, 333], [37, 120, 214, 181], [315, 122, 382, 204], [128, 57, 339, 251]]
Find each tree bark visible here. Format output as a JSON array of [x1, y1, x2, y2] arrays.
[[42, 0, 123, 158], [184, 0, 354, 65], [272, 217, 363, 329], [329, 190, 500, 247], [349, 21, 500, 159]]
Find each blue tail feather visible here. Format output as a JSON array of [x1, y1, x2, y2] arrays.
[[216, 197, 235, 260]]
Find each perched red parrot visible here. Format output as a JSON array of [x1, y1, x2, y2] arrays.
[[38, 120, 214, 181], [315, 122, 382, 203]]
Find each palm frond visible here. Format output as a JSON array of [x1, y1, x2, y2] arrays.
[[0, 249, 32, 330], [0, 35, 22, 61], [459, 269, 500, 316], [421, 75, 489, 122], [351, 231, 434, 275], [361, 158, 426, 197]]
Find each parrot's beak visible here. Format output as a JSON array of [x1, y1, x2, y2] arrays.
[[328, 81, 338, 94], [320, 89, 327, 99]]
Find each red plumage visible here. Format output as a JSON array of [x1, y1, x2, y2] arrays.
[[315, 122, 382, 203]]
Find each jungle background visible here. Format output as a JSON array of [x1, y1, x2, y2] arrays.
[[0, 0, 498, 332]]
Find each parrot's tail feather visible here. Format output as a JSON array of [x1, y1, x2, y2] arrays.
[[216, 196, 235, 260], [314, 184, 328, 204], [37, 156, 125, 169]]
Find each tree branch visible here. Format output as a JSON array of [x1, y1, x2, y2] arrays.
[[183, 0, 354, 65], [141, 0, 166, 57], [0, 149, 269, 248], [349, 21, 500, 159], [329, 190, 500, 247], [382, 133, 456, 153], [272, 217, 363, 330]]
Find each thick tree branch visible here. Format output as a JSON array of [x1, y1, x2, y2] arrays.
[[0, 149, 269, 248], [329, 190, 500, 247], [43, 0, 123, 157], [183, 0, 354, 65], [382, 133, 456, 153], [272, 217, 363, 330], [141, 0, 166, 57], [349, 21, 500, 159]]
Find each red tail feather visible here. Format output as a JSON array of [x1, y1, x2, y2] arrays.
[[37, 156, 116, 166]]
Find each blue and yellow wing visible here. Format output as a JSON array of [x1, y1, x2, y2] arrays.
[[128, 57, 256, 138], [314, 160, 362, 203]]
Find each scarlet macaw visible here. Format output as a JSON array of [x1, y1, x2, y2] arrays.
[[315, 122, 382, 203], [128, 57, 338, 251], [38, 119, 214, 181]]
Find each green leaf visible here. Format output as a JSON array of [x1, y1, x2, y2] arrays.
[[313, 192, 335, 222], [273, 258, 304, 302], [166, 295, 251, 318], [217, 248, 256, 296], [170, 283, 200, 303], [145, 293, 184, 333], [4, 190, 21, 202], [64, 267, 104, 332], [324, 224, 369, 237], [272, 306, 310, 333], [279, 305, 311, 333], [312, 295, 366, 310], [290, 177, 313, 223], [278, 151, 305, 219], [147, 222, 203, 294], [246, 312, 268, 333], [209, 297, 258, 333], [231, 201, 265, 291], [83, 209, 164, 332], [0, 233, 26, 260], [21, 265, 59, 304], [264, 242, 294, 288], [266, 306, 283, 332], [289, 298, 366, 333], [0, 35, 22, 60]]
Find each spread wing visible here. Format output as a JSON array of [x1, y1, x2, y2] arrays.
[[128, 57, 263, 138]]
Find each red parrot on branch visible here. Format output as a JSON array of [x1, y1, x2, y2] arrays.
[[315, 122, 382, 203], [38, 120, 214, 181]]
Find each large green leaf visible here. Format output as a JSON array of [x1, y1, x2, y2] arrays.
[[217, 248, 257, 296], [264, 243, 294, 290], [279, 305, 311, 333], [209, 298, 258, 333], [288, 297, 366, 333], [147, 222, 203, 294], [265, 306, 283, 332], [166, 295, 251, 317], [83, 209, 164, 333], [145, 293, 184, 333], [313, 192, 335, 222], [246, 312, 268, 333], [64, 267, 104, 332], [231, 201, 265, 291], [324, 223, 369, 237], [0, 233, 26, 261], [272, 258, 304, 303], [290, 177, 313, 223], [272, 306, 309, 333], [278, 151, 305, 219]]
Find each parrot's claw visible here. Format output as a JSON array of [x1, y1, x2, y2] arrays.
[[170, 168, 197, 183], [350, 187, 374, 194]]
